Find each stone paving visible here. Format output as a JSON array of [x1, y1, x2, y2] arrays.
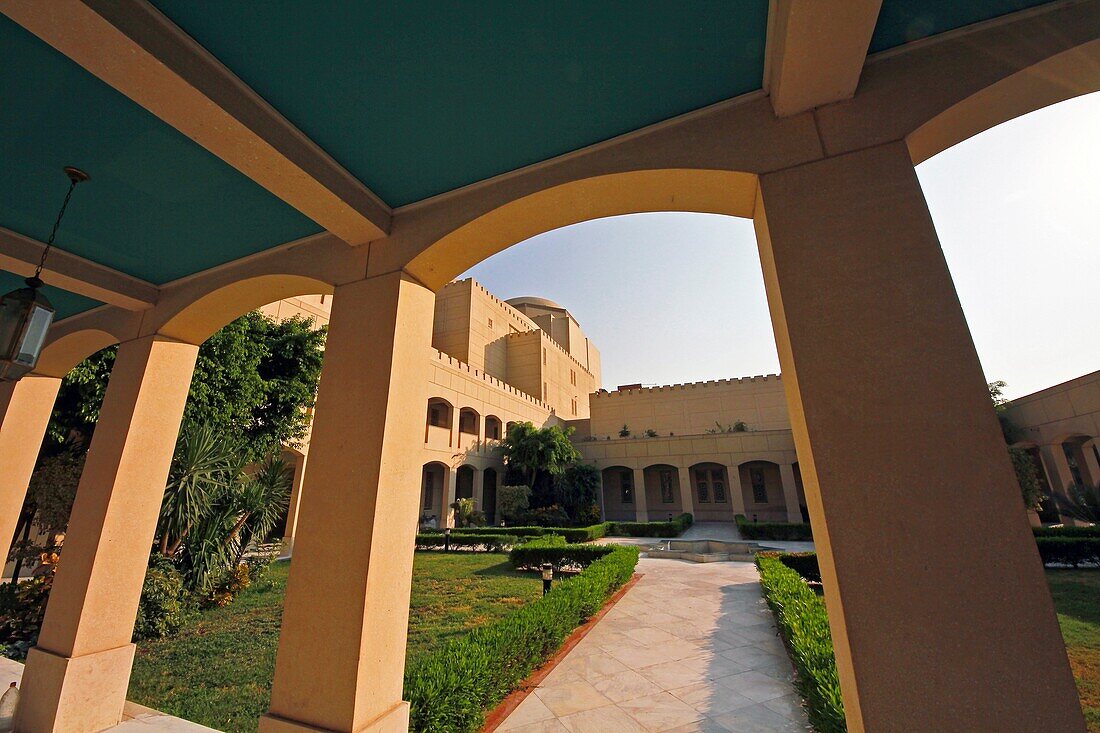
[[496, 557, 811, 733]]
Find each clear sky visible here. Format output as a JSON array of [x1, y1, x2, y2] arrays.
[[464, 92, 1100, 400]]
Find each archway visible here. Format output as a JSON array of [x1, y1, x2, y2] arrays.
[[689, 463, 734, 522], [420, 462, 449, 525], [600, 466, 637, 522], [642, 464, 681, 520], [482, 467, 498, 524], [737, 461, 785, 523]]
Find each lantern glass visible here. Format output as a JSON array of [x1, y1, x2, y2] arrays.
[[0, 285, 55, 381]]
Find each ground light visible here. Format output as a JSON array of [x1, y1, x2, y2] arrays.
[[0, 166, 89, 381]]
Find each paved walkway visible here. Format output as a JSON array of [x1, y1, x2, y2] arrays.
[[497, 557, 811, 733]]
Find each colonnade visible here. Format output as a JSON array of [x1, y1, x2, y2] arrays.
[[0, 116, 1086, 733]]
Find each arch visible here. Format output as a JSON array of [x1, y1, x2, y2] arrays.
[[601, 465, 637, 522], [157, 273, 334, 345], [482, 467, 499, 524], [406, 169, 758, 289], [35, 328, 121, 378], [458, 407, 480, 436], [737, 460, 786, 523], [907, 42, 1100, 165], [642, 463, 681, 518], [688, 462, 734, 522], [505, 421, 518, 436], [419, 461, 449, 526], [454, 465, 476, 503], [425, 398, 454, 447], [484, 415, 503, 441]]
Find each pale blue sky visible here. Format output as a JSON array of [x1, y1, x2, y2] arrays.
[[464, 92, 1100, 400]]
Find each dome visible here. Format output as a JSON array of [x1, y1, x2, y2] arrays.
[[505, 296, 565, 310]]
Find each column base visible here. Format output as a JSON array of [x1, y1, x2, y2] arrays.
[[259, 701, 409, 733], [15, 643, 135, 733]]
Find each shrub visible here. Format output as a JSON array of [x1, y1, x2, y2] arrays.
[[777, 552, 822, 583], [607, 513, 693, 537], [0, 572, 53, 660], [756, 553, 845, 732], [522, 505, 571, 528], [1035, 537, 1100, 567], [202, 563, 251, 608], [134, 555, 187, 641], [1033, 525, 1100, 538], [405, 544, 639, 733], [509, 540, 616, 571], [450, 526, 552, 539], [736, 514, 813, 541], [559, 523, 608, 543], [415, 534, 519, 552], [497, 485, 531, 523]]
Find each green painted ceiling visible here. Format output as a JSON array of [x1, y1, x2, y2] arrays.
[[151, 0, 771, 207], [870, 0, 1058, 54], [0, 14, 321, 295], [0, 272, 101, 321], [0, 1, 1063, 321]]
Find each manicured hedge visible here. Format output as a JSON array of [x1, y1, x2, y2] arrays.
[[756, 553, 845, 733], [405, 544, 640, 733], [607, 512, 693, 537], [509, 540, 615, 571], [1035, 537, 1100, 567], [736, 514, 813, 541], [451, 516, 689, 542], [415, 534, 519, 552], [1033, 525, 1100, 538], [778, 552, 822, 583]]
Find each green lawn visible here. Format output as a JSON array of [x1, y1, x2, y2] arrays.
[[1047, 569, 1100, 732], [127, 552, 540, 732]]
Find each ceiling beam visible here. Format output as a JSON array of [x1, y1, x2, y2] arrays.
[[0, 227, 158, 310], [0, 0, 391, 246], [763, 0, 883, 117]]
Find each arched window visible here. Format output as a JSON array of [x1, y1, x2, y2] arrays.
[[458, 408, 480, 435], [485, 415, 503, 440], [693, 465, 727, 503], [426, 398, 452, 429]]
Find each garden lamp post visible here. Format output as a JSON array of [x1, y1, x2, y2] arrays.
[[0, 166, 89, 382], [541, 563, 553, 596], [444, 527, 452, 552]]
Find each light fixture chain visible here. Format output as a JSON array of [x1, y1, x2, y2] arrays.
[[34, 177, 79, 280]]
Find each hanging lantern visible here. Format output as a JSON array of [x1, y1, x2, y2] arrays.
[[0, 166, 88, 382]]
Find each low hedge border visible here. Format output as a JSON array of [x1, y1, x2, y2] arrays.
[[404, 543, 640, 733], [449, 514, 693, 542], [1035, 537, 1100, 566], [509, 539, 615, 571], [736, 514, 813, 541], [756, 552, 845, 733], [415, 534, 519, 552]]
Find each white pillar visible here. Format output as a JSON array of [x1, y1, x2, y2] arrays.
[[779, 463, 803, 523], [442, 467, 457, 528], [727, 465, 747, 517], [677, 466, 695, 517], [633, 467, 647, 522]]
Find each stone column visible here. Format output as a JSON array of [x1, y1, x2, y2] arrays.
[[677, 466, 695, 517], [17, 336, 198, 733], [632, 467, 648, 522], [753, 140, 1082, 732], [1076, 441, 1100, 489], [778, 463, 803, 524], [472, 468, 485, 511], [442, 467, 457, 528], [260, 272, 434, 733], [0, 375, 61, 573], [281, 451, 309, 556], [1039, 442, 1081, 525], [726, 465, 747, 518]]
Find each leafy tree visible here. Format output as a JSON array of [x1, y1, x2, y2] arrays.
[[988, 381, 1045, 511], [500, 422, 580, 490], [555, 463, 600, 523], [46, 312, 325, 458]]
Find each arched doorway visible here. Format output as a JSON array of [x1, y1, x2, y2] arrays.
[[455, 465, 475, 500], [482, 467, 498, 524], [420, 462, 448, 525]]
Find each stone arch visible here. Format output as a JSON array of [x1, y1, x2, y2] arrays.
[[405, 169, 758, 289], [688, 462, 734, 522], [420, 461, 450, 525], [642, 463, 681, 519], [601, 465, 637, 522], [737, 460, 786, 523]]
